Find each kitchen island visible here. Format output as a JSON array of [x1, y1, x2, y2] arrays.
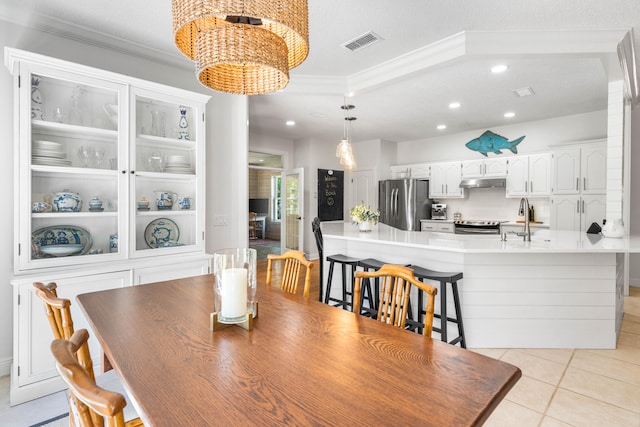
[[321, 222, 640, 349]]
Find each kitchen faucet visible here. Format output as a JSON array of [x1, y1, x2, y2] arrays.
[[516, 197, 531, 241]]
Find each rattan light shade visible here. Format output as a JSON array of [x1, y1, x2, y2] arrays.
[[172, 0, 309, 69], [195, 24, 289, 95]]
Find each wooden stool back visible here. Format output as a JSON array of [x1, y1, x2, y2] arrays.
[[266, 250, 314, 298], [51, 329, 144, 427], [353, 264, 437, 335]]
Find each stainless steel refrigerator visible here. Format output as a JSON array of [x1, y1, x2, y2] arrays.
[[378, 179, 432, 231]]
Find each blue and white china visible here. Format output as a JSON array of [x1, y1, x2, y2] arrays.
[[144, 218, 180, 248], [154, 191, 177, 210], [39, 244, 84, 257], [137, 197, 150, 210], [31, 76, 44, 120], [178, 105, 189, 140], [178, 196, 191, 210], [32, 225, 92, 258], [88, 196, 103, 211], [32, 201, 52, 213], [52, 191, 82, 212], [109, 234, 118, 253]]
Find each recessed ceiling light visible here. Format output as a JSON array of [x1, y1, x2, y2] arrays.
[[286, 120, 296, 126], [449, 102, 461, 109], [491, 64, 508, 73], [437, 124, 447, 130], [504, 112, 515, 118]]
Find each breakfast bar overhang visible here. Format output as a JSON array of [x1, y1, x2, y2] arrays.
[[321, 222, 640, 349]]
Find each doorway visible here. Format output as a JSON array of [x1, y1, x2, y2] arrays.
[[248, 152, 283, 260]]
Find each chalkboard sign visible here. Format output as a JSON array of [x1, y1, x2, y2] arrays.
[[317, 169, 344, 221]]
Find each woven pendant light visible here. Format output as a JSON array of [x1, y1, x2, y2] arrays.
[[172, 0, 309, 94], [196, 24, 289, 95]]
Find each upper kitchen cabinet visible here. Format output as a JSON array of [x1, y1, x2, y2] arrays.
[[552, 141, 606, 195], [505, 153, 551, 198], [461, 158, 507, 178], [389, 163, 430, 179], [429, 161, 464, 199]]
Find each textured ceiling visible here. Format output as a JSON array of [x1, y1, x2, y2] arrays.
[[2, 0, 639, 143]]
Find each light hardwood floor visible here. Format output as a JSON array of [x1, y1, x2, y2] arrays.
[[1, 262, 639, 426]]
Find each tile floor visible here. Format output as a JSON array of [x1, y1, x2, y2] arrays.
[[1, 287, 639, 427]]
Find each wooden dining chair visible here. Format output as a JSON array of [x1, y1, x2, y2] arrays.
[[249, 211, 258, 239], [33, 282, 95, 381], [353, 264, 438, 336], [266, 250, 314, 298], [51, 329, 144, 427]]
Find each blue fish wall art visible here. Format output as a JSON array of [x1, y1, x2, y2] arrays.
[[465, 130, 525, 157]]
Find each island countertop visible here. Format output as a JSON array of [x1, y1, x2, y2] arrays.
[[322, 222, 640, 254]]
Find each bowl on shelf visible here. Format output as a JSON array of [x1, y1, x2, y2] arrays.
[[39, 244, 84, 257]]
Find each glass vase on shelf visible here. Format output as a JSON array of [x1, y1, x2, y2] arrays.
[[31, 76, 44, 120], [178, 105, 189, 140], [68, 85, 84, 126]]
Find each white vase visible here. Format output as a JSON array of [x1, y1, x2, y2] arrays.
[[358, 221, 373, 232]]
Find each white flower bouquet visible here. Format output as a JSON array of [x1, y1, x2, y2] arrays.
[[350, 202, 380, 225]]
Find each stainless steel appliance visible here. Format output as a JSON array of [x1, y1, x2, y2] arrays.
[[454, 220, 501, 234], [431, 203, 447, 220], [379, 179, 431, 231]]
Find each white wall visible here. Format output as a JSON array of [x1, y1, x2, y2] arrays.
[[397, 110, 608, 164], [249, 132, 295, 170], [0, 22, 244, 375]]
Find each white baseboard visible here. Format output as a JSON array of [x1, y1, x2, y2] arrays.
[[0, 357, 11, 377]]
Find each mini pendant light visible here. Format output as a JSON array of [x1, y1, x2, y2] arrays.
[[336, 103, 356, 170]]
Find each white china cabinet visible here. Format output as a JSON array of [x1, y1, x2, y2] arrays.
[[5, 48, 212, 405]]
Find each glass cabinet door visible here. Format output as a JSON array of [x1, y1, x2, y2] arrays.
[[129, 88, 205, 257], [19, 63, 127, 270]]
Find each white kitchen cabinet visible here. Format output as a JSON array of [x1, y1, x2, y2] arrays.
[[552, 141, 606, 195], [420, 220, 454, 233], [410, 163, 431, 178], [506, 153, 551, 198], [6, 48, 212, 404], [461, 158, 507, 178], [550, 194, 606, 232], [429, 161, 464, 198]]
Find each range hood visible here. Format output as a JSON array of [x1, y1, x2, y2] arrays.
[[459, 178, 506, 189]]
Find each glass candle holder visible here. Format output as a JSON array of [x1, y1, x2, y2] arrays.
[[213, 248, 257, 324]]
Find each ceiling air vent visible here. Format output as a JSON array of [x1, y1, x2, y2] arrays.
[[341, 31, 383, 52]]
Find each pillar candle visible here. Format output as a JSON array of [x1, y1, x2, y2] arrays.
[[221, 268, 247, 319]]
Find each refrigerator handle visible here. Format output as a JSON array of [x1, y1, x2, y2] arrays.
[[393, 188, 398, 217]]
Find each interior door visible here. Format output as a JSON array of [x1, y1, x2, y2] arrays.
[[281, 168, 304, 252], [349, 169, 376, 209]]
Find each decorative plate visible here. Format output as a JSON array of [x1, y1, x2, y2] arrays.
[[144, 218, 180, 248], [32, 225, 92, 258]]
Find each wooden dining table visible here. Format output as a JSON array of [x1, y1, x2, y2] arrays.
[[76, 274, 521, 426]]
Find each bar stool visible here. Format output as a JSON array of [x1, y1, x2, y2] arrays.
[[312, 218, 360, 309], [356, 258, 385, 317], [410, 265, 466, 348]]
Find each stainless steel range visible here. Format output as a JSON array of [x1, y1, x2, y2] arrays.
[[454, 220, 501, 235]]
